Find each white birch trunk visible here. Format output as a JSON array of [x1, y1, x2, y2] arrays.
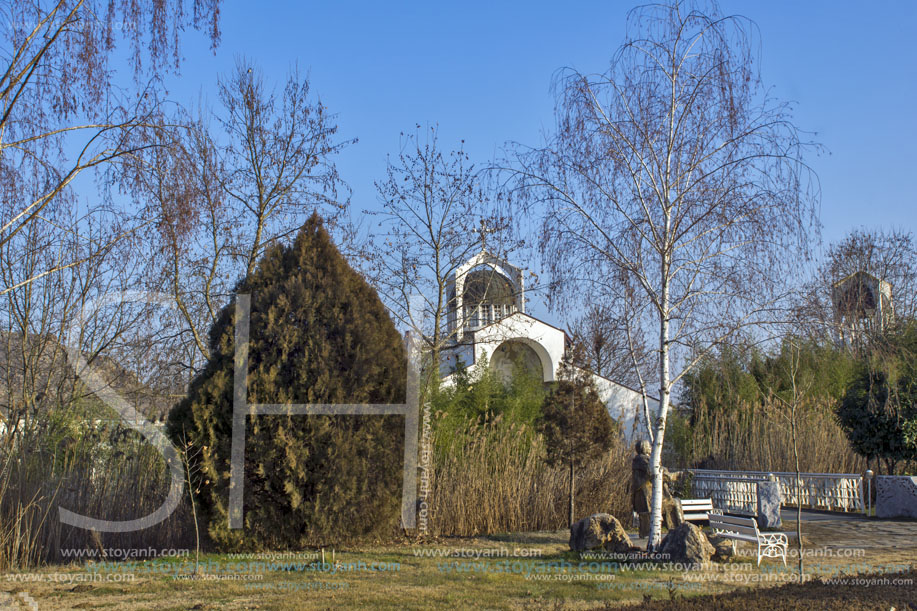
[[647, 320, 670, 550], [647, 253, 671, 551]]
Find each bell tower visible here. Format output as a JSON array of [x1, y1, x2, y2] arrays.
[[446, 250, 525, 341]]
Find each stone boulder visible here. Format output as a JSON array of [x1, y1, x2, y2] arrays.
[[877, 476, 917, 519], [707, 533, 736, 561], [657, 522, 715, 564], [569, 513, 634, 553]]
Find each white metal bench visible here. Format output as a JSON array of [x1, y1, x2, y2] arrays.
[[708, 514, 788, 566], [681, 498, 721, 523]]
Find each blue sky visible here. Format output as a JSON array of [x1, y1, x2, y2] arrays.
[[162, 1, 916, 320]]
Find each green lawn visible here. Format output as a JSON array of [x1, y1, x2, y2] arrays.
[[3, 527, 915, 610]]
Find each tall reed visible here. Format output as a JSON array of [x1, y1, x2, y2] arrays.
[[0, 426, 196, 569], [684, 399, 864, 474], [429, 417, 631, 536]]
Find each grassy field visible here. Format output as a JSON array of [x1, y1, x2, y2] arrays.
[[3, 522, 916, 610]]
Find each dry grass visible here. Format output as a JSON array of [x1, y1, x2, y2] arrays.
[[0, 396, 868, 570], [2, 412, 631, 568], [428, 418, 631, 536]]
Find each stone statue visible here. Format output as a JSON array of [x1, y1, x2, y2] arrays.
[[631, 440, 653, 537], [631, 440, 653, 510], [631, 440, 683, 538]]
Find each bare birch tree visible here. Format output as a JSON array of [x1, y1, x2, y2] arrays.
[[765, 339, 812, 580], [825, 229, 917, 315], [794, 228, 917, 347], [512, 1, 819, 549]]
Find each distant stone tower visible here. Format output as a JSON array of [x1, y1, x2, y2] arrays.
[[831, 271, 894, 345]]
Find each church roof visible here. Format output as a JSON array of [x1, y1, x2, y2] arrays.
[[468, 310, 570, 342]]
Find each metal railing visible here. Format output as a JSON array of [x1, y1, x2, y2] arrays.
[[689, 469, 864, 515]]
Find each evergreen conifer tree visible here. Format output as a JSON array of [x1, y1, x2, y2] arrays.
[[168, 213, 406, 549], [540, 359, 616, 526]]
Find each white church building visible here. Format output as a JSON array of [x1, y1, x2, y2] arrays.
[[438, 250, 655, 440]]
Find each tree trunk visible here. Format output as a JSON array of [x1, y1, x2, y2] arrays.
[[647, 396, 668, 550], [569, 460, 575, 527], [419, 334, 438, 539], [183, 450, 201, 575], [793, 414, 803, 580], [647, 282, 670, 551], [888, 458, 897, 475]]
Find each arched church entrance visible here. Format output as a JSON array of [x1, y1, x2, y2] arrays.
[[490, 340, 545, 384]]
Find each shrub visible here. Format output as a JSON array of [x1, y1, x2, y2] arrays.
[[430, 356, 545, 454], [837, 320, 917, 474], [682, 339, 863, 473], [428, 416, 631, 536]]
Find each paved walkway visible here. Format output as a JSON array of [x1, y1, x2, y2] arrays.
[[630, 510, 917, 556], [781, 512, 917, 554], [781, 508, 869, 522]]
